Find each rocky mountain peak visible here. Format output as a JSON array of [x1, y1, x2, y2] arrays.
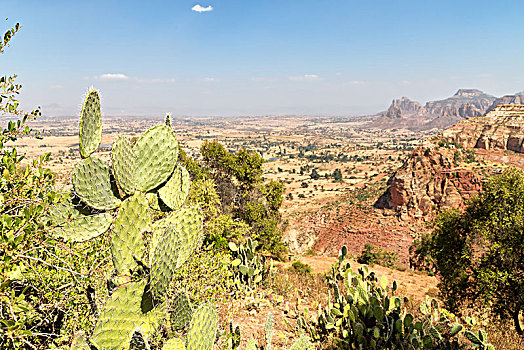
[[453, 89, 487, 97]]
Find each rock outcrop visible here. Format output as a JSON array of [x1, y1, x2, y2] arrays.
[[375, 104, 524, 219], [442, 104, 524, 153], [487, 92, 524, 112], [374, 147, 483, 220]]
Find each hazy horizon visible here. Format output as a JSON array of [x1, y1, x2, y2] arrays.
[[3, 1, 524, 117]]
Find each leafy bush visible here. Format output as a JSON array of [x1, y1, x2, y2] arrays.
[[357, 243, 398, 268], [290, 261, 312, 275], [414, 168, 524, 335]]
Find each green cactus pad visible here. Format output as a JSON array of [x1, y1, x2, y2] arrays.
[[79, 89, 102, 159], [146, 192, 162, 211], [186, 304, 218, 350], [171, 291, 193, 331], [91, 281, 146, 349], [289, 335, 314, 350], [91, 281, 164, 350], [111, 192, 151, 275], [151, 206, 203, 268], [72, 157, 121, 210], [133, 124, 179, 192], [162, 338, 185, 350], [52, 212, 112, 243], [158, 165, 190, 210], [112, 135, 136, 195]]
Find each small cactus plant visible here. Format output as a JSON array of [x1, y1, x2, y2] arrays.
[[48, 88, 217, 349], [229, 237, 269, 289]]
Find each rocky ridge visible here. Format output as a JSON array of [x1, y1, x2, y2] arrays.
[[371, 89, 524, 131], [375, 104, 524, 219]]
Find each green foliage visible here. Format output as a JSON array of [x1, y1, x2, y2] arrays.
[[415, 168, 524, 334], [199, 140, 286, 257], [332, 168, 343, 182], [300, 246, 493, 349], [290, 261, 312, 275], [0, 22, 87, 348], [357, 243, 398, 268], [206, 214, 249, 249], [229, 237, 269, 290]]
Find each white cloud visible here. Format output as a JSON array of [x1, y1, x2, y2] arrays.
[[288, 74, 320, 81], [200, 77, 217, 82], [93, 73, 175, 83], [99, 73, 130, 80], [192, 4, 213, 12]]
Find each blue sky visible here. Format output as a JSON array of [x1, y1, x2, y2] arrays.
[[2, 0, 524, 116]]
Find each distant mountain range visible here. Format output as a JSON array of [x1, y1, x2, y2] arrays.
[[370, 89, 524, 130]]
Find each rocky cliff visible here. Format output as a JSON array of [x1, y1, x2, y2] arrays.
[[374, 146, 483, 220], [372, 89, 515, 130], [375, 104, 524, 219], [442, 104, 524, 153]]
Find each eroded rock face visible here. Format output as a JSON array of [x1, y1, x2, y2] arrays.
[[376, 104, 524, 219], [373, 89, 497, 130], [385, 97, 425, 118], [375, 147, 482, 219], [487, 92, 524, 112], [442, 104, 524, 153]]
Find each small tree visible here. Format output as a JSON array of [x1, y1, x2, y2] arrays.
[[416, 168, 524, 334], [332, 168, 342, 182]]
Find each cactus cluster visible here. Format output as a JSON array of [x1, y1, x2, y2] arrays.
[[299, 246, 494, 349], [229, 237, 268, 289], [47, 88, 218, 350]]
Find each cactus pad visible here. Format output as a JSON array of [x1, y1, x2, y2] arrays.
[[133, 124, 179, 192], [158, 165, 190, 210], [162, 338, 185, 350], [72, 157, 121, 210], [90, 281, 146, 349], [149, 207, 203, 298], [171, 291, 193, 331], [91, 281, 164, 349], [146, 192, 162, 211], [70, 333, 90, 350], [186, 304, 218, 350], [111, 192, 151, 275], [112, 135, 136, 195], [52, 212, 112, 243], [79, 89, 102, 158]]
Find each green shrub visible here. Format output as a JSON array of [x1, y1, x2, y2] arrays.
[[290, 261, 312, 275], [357, 243, 398, 268]]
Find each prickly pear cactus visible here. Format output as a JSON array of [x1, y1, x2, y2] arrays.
[[47, 90, 218, 350], [171, 291, 193, 331], [111, 192, 151, 275], [79, 88, 102, 158], [158, 164, 190, 210], [186, 304, 218, 350], [133, 124, 179, 192], [52, 211, 112, 243], [72, 156, 121, 210], [111, 135, 136, 195]]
